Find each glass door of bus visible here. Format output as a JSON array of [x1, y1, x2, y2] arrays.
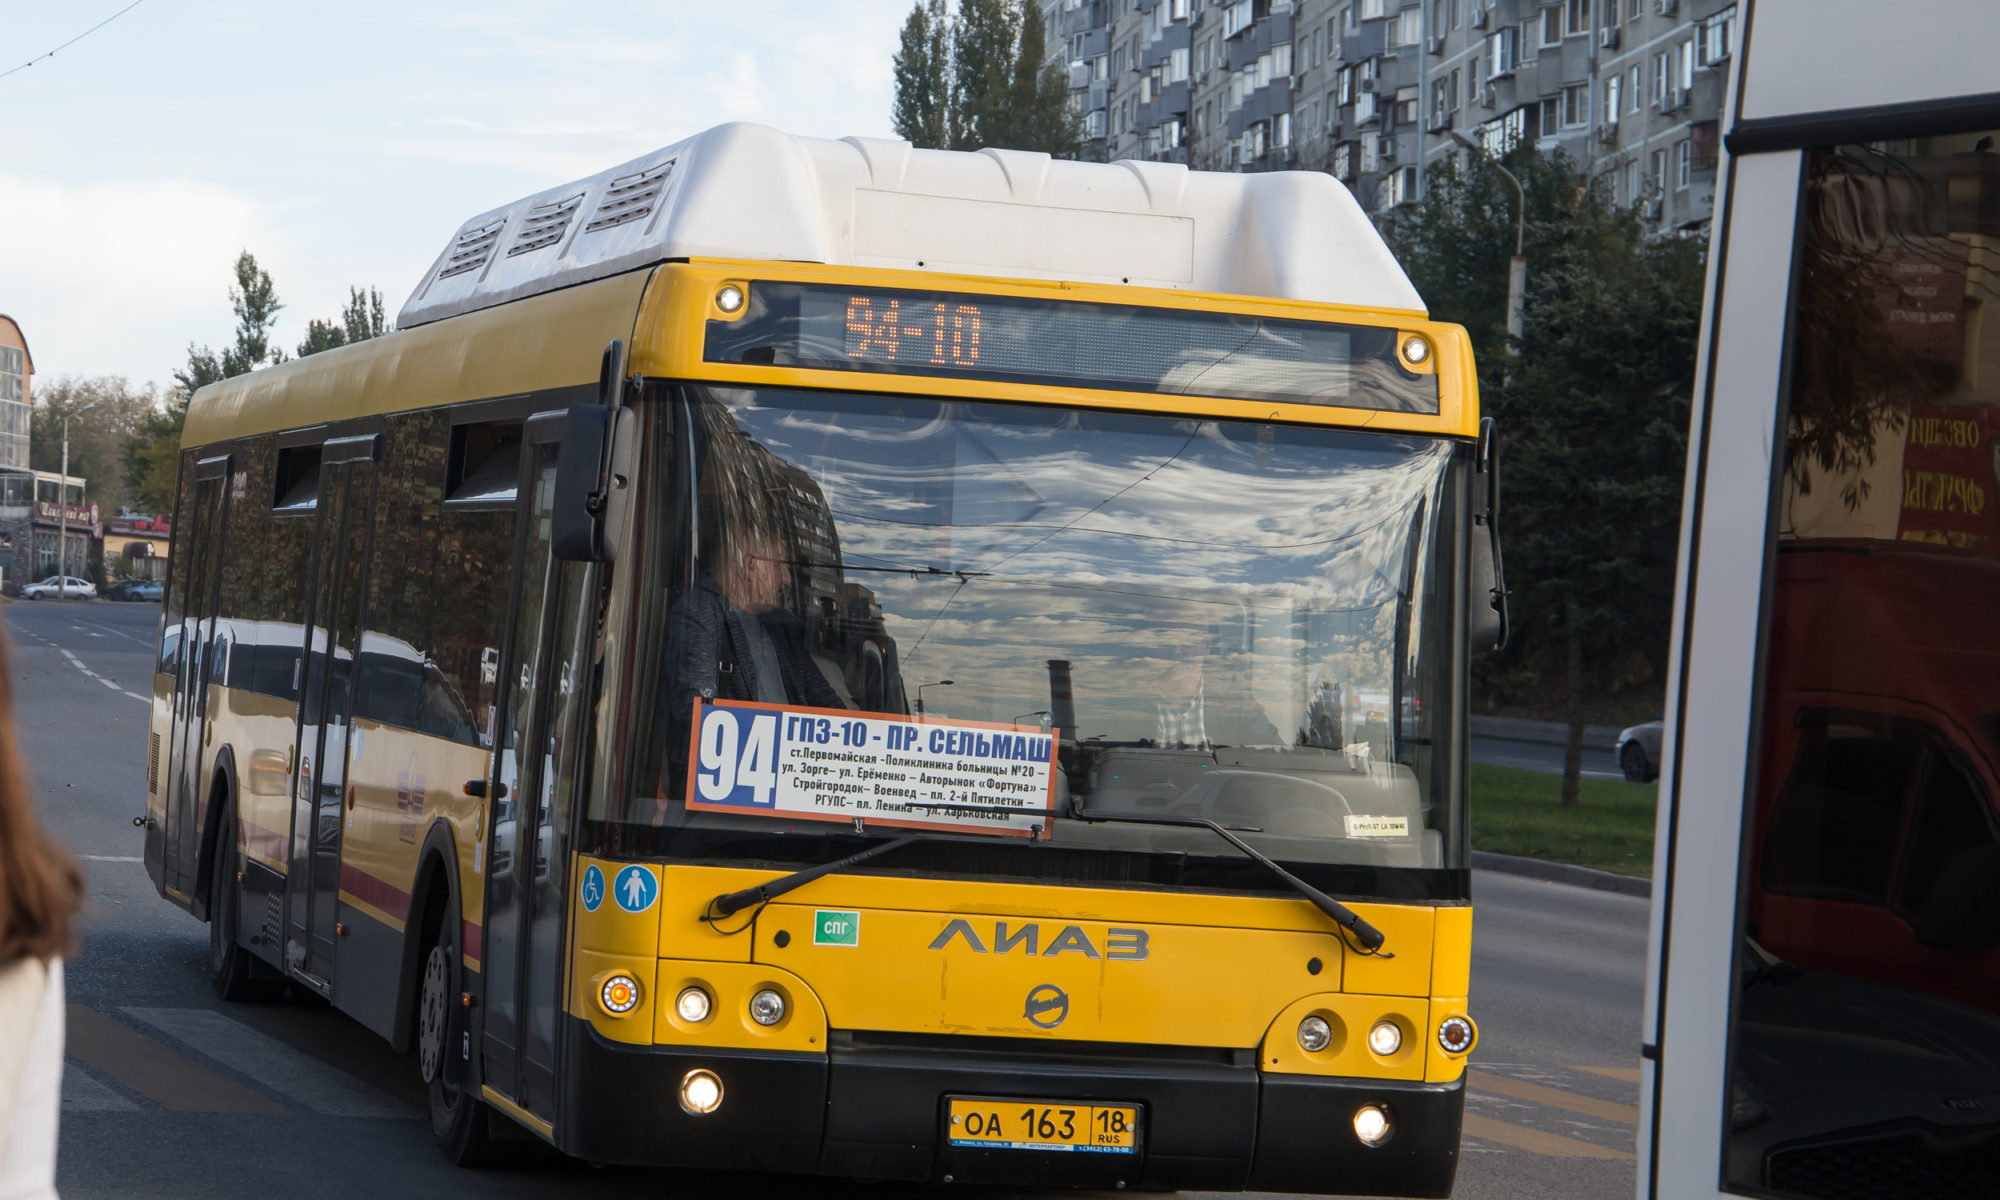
[[478, 413, 590, 1120], [284, 435, 378, 989], [158, 454, 231, 903]]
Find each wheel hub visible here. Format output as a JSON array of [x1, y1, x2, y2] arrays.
[[419, 944, 449, 1083]]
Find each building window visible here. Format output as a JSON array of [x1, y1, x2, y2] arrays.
[[1538, 97, 1559, 135], [1676, 139, 1691, 190], [1623, 159, 1638, 204], [1338, 64, 1354, 104], [1629, 63, 1641, 111], [1562, 83, 1589, 127], [1334, 140, 1354, 180], [1395, 85, 1418, 126], [1650, 147, 1668, 190], [1396, 8, 1422, 46], [1652, 50, 1670, 104], [1272, 43, 1291, 76], [1541, 6, 1563, 46], [1169, 46, 1189, 82], [1276, 112, 1292, 149], [1699, 6, 1735, 66], [1360, 0, 1386, 19], [1627, 0, 1640, 16], [1603, 75, 1620, 124], [1565, 0, 1590, 35], [1488, 26, 1520, 76], [1678, 38, 1695, 90]]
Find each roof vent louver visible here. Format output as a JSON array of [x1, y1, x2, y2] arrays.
[[584, 161, 675, 233], [436, 219, 506, 279], [507, 193, 584, 257]]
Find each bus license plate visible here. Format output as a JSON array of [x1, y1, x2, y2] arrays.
[[946, 1096, 1140, 1154]]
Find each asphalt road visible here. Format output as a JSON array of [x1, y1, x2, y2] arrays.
[[1468, 734, 1623, 780], [7, 597, 1649, 1200]]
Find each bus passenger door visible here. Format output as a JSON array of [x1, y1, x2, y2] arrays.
[[284, 436, 377, 990], [158, 455, 232, 904], [479, 417, 590, 1121]]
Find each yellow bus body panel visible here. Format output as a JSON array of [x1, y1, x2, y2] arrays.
[[567, 856, 1468, 1082]]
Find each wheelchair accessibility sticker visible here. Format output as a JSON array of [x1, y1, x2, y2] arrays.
[[580, 863, 606, 913]]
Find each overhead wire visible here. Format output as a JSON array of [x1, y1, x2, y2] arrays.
[[0, 1, 149, 82]]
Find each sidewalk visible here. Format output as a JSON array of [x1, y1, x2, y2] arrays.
[[1470, 714, 1624, 747]]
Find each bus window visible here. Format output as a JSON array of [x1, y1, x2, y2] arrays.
[[1721, 129, 2000, 1198], [616, 385, 1462, 876]]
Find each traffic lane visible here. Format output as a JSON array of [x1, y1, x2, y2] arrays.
[[1470, 735, 1622, 779]]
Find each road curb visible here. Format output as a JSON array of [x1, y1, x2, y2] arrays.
[[1472, 850, 1652, 897]]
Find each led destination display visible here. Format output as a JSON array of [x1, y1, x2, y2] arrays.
[[704, 281, 1440, 413]]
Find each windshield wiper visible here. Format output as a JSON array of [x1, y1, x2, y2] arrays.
[[1078, 811, 1391, 956], [702, 834, 926, 921]]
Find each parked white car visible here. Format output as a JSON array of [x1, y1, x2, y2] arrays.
[[1616, 717, 1664, 782], [20, 576, 97, 600]]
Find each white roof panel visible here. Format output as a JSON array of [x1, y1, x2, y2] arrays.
[[397, 122, 1424, 329]]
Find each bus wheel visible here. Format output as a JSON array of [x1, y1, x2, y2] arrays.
[[421, 915, 496, 1165], [208, 810, 277, 1001]]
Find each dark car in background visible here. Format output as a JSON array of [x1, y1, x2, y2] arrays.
[[104, 578, 164, 602]]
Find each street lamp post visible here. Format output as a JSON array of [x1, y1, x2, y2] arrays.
[[1012, 709, 1051, 730], [915, 679, 954, 717], [58, 403, 97, 600], [1448, 130, 1527, 351]]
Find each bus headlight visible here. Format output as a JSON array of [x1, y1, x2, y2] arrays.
[[1297, 1015, 1333, 1053], [675, 986, 713, 1023], [1367, 1019, 1403, 1056], [600, 974, 641, 1016], [1353, 1104, 1393, 1146], [680, 1069, 724, 1114], [749, 988, 786, 1026], [1438, 1015, 1476, 1055]]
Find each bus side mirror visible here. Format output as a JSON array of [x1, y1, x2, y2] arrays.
[[553, 341, 638, 563], [1471, 417, 1510, 652]]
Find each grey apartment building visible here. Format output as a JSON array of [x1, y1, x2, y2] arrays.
[[1049, 0, 1732, 232]]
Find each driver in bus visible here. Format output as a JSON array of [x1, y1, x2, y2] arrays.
[[660, 520, 849, 793]]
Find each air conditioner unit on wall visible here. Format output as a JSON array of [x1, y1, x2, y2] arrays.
[[1428, 35, 1447, 56], [1643, 198, 1663, 220], [1481, 84, 1497, 108], [1360, 77, 1379, 93], [1655, 0, 1677, 14], [1379, 135, 1398, 161], [1471, 6, 1489, 30], [1600, 28, 1620, 51]]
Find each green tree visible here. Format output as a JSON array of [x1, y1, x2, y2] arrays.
[[1391, 152, 1704, 804], [129, 250, 288, 514], [28, 376, 158, 513], [298, 286, 389, 358], [892, 0, 951, 149], [890, 0, 1081, 156], [1008, 0, 1080, 159]]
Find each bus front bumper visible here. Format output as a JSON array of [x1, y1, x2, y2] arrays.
[[559, 1021, 1464, 1196]]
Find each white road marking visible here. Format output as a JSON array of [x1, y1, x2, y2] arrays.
[[60, 1063, 139, 1112], [122, 1007, 414, 1118], [46, 644, 148, 705]]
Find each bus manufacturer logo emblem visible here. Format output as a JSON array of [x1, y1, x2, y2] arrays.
[[1024, 984, 1069, 1029]]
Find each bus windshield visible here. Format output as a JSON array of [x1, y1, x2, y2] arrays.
[[605, 385, 1468, 895]]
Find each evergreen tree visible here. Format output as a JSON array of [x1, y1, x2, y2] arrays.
[[1390, 151, 1704, 804], [133, 251, 288, 513], [1009, 1, 1081, 159], [299, 286, 390, 358], [890, 0, 1080, 157], [952, 0, 1019, 151], [892, 0, 951, 149]]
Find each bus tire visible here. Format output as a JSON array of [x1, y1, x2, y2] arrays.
[[420, 898, 497, 1166], [208, 805, 277, 1002]]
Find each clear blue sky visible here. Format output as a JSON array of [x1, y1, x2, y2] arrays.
[[1, 1, 912, 390]]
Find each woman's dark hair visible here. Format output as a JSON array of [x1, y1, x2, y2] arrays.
[[0, 632, 82, 962]]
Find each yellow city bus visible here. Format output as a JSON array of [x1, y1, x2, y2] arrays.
[[143, 122, 1504, 1195]]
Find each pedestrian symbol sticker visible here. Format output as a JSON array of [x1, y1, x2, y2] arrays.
[[613, 865, 658, 914], [580, 864, 606, 913], [814, 910, 859, 947]]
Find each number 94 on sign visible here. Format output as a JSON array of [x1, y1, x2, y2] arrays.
[[693, 706, 782, 808]]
